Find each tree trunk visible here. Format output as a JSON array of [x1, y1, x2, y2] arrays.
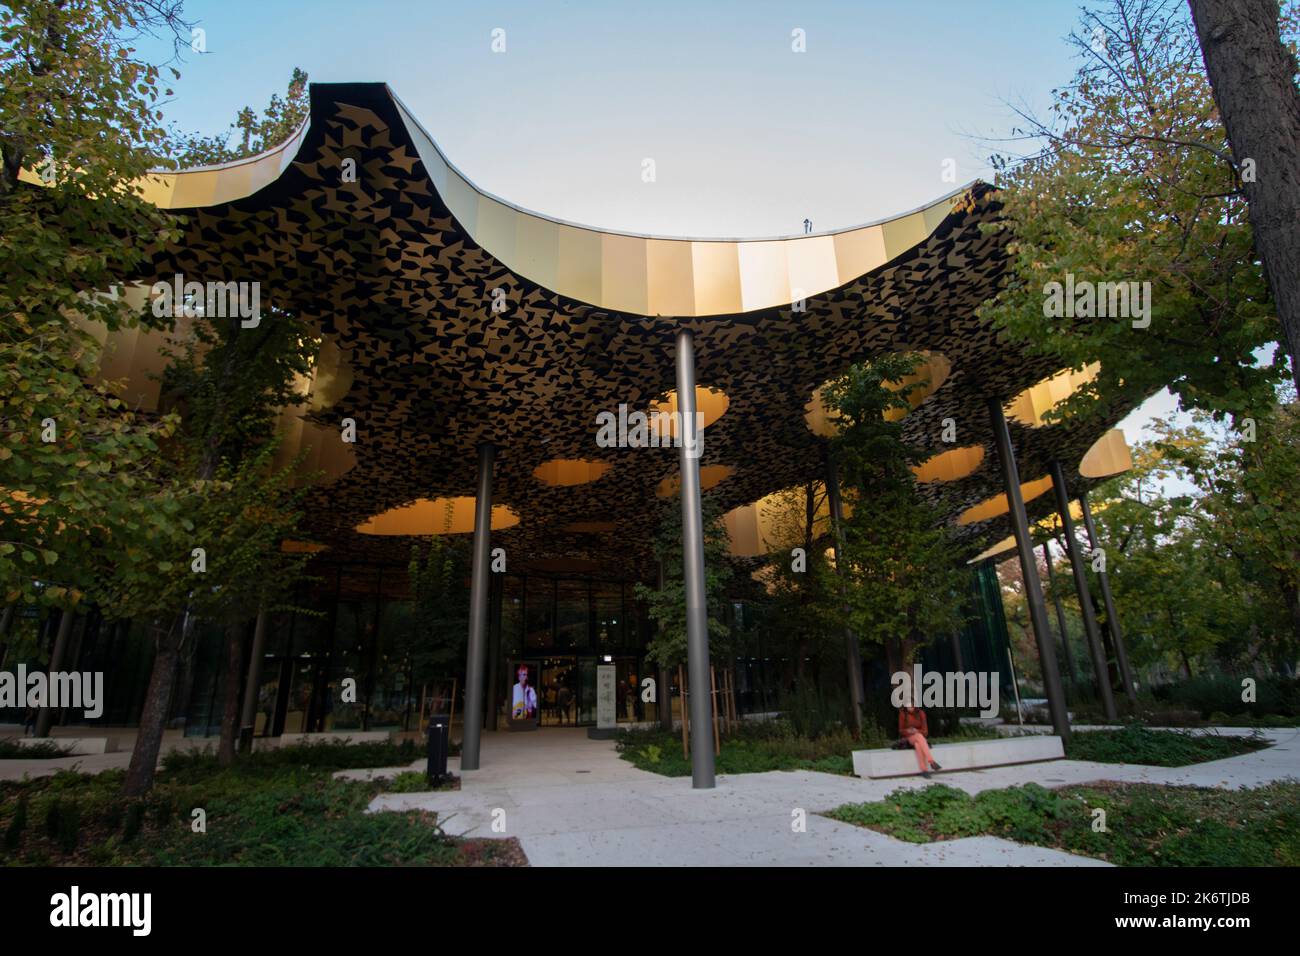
[[122, 617, 184, 797], [1187, 0, 1300, 396], [217, 620, 245, 767]]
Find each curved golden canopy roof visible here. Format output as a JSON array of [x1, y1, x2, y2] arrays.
[[79, 82, 1141, 573]]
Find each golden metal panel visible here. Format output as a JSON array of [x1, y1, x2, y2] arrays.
[[737, 240, 790, 312], [1079, 428, 1132, 478], [440, 169, 479, 235], [601, 233, 648, 315], [645, 239, 696, 316], [557, 225, 603, 306], [882, 211, 930, 261], [690, 242, 742, 315], [832, 226, 888, 286], [168, 170, 219, 209], [784, 235, 840, 301], [475, 195, 518, 268], [514, 214, 560, 294]]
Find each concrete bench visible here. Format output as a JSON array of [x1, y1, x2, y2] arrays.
[[6, 736, 117, 755], [253, 730, 394, 752], [852, 735, 1064, 779]]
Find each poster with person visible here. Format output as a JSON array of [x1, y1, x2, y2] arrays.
[[509, 662, 539, 730]]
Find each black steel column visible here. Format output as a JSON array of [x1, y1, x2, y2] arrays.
[[674, 328, 715, 789], [1078, 491, 1137, 705], [825, 452, 865, 735], [988, 399, 1071, 742], [34, 610, 75, 737], [461, 442, 496, 771], [1042, 541, 1078, 689], [238, 607, 269, 750], [1049, 460, 1117, 721]]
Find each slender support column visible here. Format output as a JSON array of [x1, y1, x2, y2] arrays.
[[1078, 492, 1137, 705], [461, 442, 496, 771], [34, 609, 75, 738], [238, 607, 269, 750], [0, 604, 14, 670], [988, 399, 1071, 742], [1042, 541, 1078, 688], [656, 559, 672, 730], [1049, 460, 1117, 721], [825, 453, 865, 735], [675, 329, 715, 789]]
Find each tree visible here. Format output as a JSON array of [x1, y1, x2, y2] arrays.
[[1187, 0, 1300, 400], [981, 0, 1291, 424], [1, 1, 191, 615], [402, 532, 470, 685], [169, 67, 309, 165], [633, 496, 733, 669], [821, 356, 971, 675]]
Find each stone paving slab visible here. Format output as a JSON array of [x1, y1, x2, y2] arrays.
[[366, 727, 1299, 867]]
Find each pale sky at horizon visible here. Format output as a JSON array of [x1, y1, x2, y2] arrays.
[[145, 0, 1223, 454]]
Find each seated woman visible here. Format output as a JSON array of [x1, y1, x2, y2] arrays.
[[898, 704, 942, 777]]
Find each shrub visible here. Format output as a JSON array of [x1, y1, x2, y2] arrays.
[[1064, 726, 1270, 767], [4, 793, 27, 850], [0, 738, 73, 759]]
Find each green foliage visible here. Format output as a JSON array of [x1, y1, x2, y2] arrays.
[[0, 744, 516, 866], [829, 780, 1300, 866], [1, 0, 192, 611], [1075, 408, 1300, 678], [617, 720, 871, 777], [170, 68, 310, 165], [0, 738, 72, 758], [633, 497, 733, 667], [161, 739, 422, 774], [1063, 726, 1271, 766], [3, 793, 26, 849], [1156, 674, 1300, 719], [820, 356, 971, 668], [979, 0, 1290, 423], [402, 534, 470, 682], [384, 771, 433, 794]]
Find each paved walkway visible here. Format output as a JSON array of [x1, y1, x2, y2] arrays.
[[366, 727, 1300, 867]]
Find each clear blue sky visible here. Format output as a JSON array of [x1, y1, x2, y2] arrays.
[[148, 0, 1191, 454], [153, 0, 1085, 237]]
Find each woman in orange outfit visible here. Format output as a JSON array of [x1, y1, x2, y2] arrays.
[[898, 705, 942, 777]]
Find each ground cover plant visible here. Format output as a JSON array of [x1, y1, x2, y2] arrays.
[[1062, 726, 1271, 766], [826, 780, 1300, 866], [0, 742, 519, 866]]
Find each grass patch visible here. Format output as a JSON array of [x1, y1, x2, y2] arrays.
[[617, 719, 1001, 778], [827, 780, 1300, 866], [618, 723, 860, 776], [0, 741, 520, 867], [0, 738, 74, 759], [1063, 726, 1271, 766]]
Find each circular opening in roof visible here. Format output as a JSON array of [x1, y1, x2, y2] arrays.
[[656, 464, 735, 498], [804, 352, 951, 436], [956, 476, 1053, 527], [1004, 363, 1101, 428], [911, 445, 985, 483], [533, 458, 612, 487], [356, 497, 519, 535], [649, 386, 729, 441]]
